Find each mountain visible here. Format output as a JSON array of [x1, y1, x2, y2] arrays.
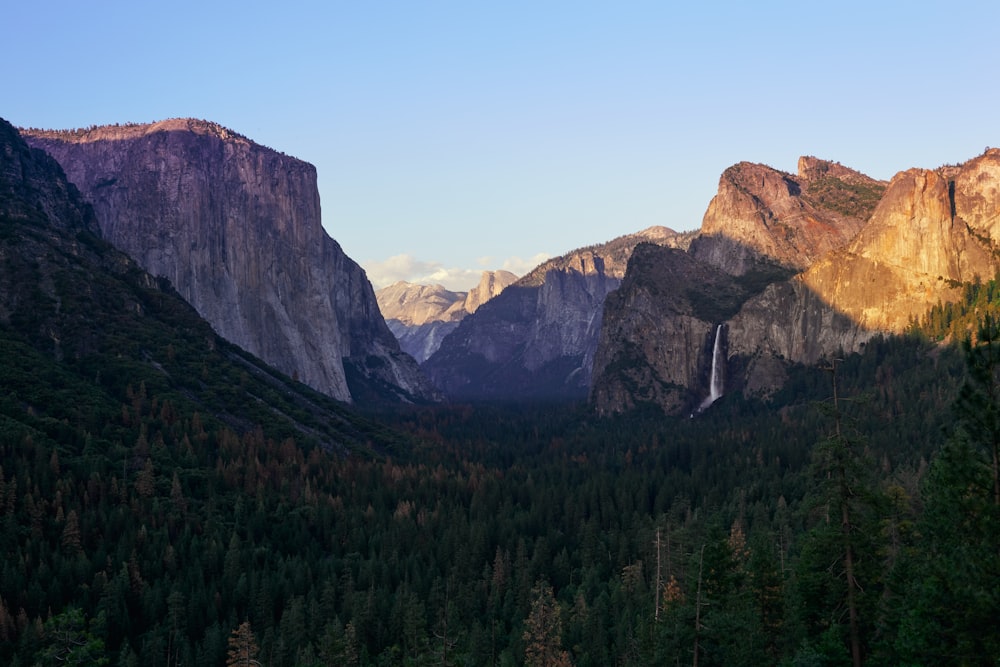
[[376, 270, 517, 362], [0, 117, 399, 454], [592, 151, 1000, 415], [422, 226, 694, 401], [688, 156, 883, 275], [798, 150, 1000, 330], [21, 119, 437, 404]]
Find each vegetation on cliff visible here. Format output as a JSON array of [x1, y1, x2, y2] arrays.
[[802, 175, 887, 220]]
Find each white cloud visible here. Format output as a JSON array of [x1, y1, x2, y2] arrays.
[[364, 254, 481, 292], [365, 252, 551, 292]]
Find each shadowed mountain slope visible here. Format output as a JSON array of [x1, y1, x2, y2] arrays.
[[422, 227, 693, 401], [22, 119, 437, 404], [0, 117, 402, 454]]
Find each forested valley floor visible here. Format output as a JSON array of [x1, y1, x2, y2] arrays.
[[4, 316, 1000, 665]]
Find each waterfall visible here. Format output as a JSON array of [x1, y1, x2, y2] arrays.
[[708, 324, 723, 401], [696, 325, 724, 413]]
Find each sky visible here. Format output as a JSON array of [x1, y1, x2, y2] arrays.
[[7, 1, 1000, 291]]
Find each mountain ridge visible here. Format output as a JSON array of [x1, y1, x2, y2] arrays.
[[376, 270, 518, 362], [0, 116, 398, 453], [593, 150, 1000, 415], [22, 119, 438, 404], [422, 226, 694, 401]]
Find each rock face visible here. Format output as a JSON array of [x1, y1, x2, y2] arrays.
[[23, 119, 437, 403], [591, 158, 883, 414], [590, 245, 747, 415], [423, 227, 694, 401], [800, 153, 1000, 331], [593, 151, 1000, 416], [0, 117, 392, 451], [465, 270, 519, 313], [689, 158, 883, 275], [376, 270, 517, 362]]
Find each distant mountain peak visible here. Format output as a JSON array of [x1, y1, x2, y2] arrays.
[[376, 270, 518, 362]]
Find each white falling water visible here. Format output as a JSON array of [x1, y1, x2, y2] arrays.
[[697, 324, 724, 412]]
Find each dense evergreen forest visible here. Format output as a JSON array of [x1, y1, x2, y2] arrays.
[[5, 114, 1000, 665], [4, 305, 1000, 665]]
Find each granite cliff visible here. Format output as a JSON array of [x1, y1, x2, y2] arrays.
[[799, 151, 1000, 331], [23, 119, 437, 404], [590, 244, 748, 415], [0, 117, 391, 450], [423, 227, 694, 401], [376, 270, 517, 363], [689, 157, 883, 275], [592, 153, 1000, 416]]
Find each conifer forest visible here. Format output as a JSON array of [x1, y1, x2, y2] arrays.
[[4, 292, 1000, 665]]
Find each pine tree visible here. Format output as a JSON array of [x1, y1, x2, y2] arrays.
[[895, 316, 1000, 662], [523, 581, 572, 667], [794, 361, 880, 667], [226, 621, 261, 667], [36, 607, 108, 666], [60, 509, 81, 554]]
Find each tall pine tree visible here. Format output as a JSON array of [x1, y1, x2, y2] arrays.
[[896, 316, 1000, 663]]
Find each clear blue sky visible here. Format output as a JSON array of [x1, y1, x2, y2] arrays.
[[7, 1, 1000, 290]]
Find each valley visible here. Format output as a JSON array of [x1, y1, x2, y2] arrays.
[[3, 116, 1000, 665]]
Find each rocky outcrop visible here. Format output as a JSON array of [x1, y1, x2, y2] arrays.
[[592, 158, 882, 415], [590, 245, 747, 415], [0, 117, 394, 451], [726, 278, 876, 395], [465, 270, 518, 313], [800, 152, 1000, 331], [376, 270, 517, 362], [423, 227, 694, 400], [592, 150, 1000, 416], [23, 119, 437, 403], [377, 282, 466, 327], [689, 158, 882, 275]]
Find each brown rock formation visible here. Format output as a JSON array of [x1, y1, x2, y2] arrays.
[[377, 282, 467, 328], [801, 151, 1000, 331], [591, 153, 1000, 415], [464, 270, 518, 314], [689, 159, 882, 275], [23, 119, 438, 403]]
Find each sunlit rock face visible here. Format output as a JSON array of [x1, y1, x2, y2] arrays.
[[24, 119, 438, 403], [376, 271, 517, 362], [592, 152, 1000, 415], [689, 157, 880, 275], [801, 151, 1000, 332]]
